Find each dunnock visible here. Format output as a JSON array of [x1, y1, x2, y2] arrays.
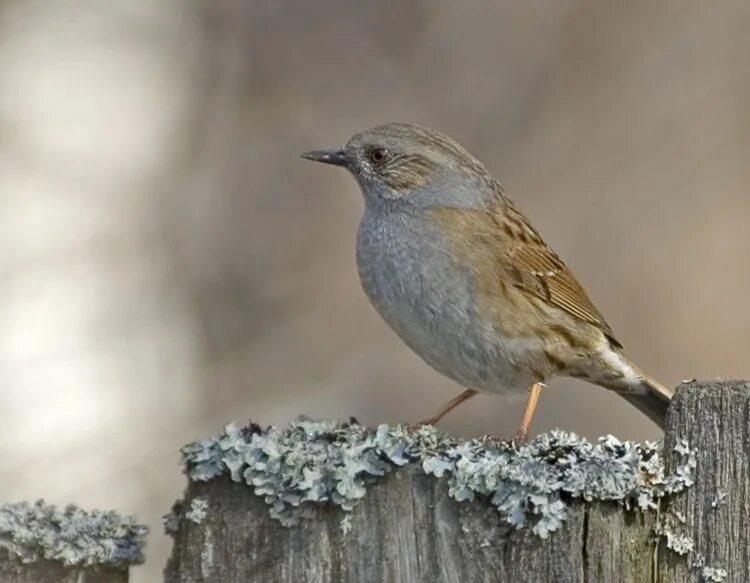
[[302, 123, 672, 438]]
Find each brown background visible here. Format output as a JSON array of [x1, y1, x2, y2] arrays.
[[1, 1, 748, 580]]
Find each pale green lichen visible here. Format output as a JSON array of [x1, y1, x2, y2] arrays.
[[339, 514, 352, 535], [0, 500, 147, 567], [180, 418, 696, 538], [711, 490, 727, 509], [702, 565, 728, 582], [692, 553, 728, 582], [664, 531, 694, 555], [658, 522, 730, 579], [186, 497, 208, 524], [163, 509, 181, 535]]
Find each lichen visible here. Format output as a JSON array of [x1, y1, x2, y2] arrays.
[[711, 490, 726, 509], [339, 514, 352, 535], [0, 500, 147, 567], [692, 553, 728, 582], [702, 565, 728, 582], [652, 439, 706, 564], [180, 418, 696, 538], [664, 531, 694, 555], [186, 497, 208, 524], [163, 510, 181, 535]]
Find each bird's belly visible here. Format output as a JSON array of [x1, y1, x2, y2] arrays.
[[356, 214, 534, 395]]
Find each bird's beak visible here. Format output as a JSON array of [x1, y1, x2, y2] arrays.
[[300, 149, 348, 167]]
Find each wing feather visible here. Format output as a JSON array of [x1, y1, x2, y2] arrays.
[[500, 205, 621, 345]]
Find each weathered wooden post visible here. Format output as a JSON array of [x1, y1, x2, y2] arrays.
[[0, 500, 147, 583], [657, 381, 750, 582], [164, 381, 747, 582]]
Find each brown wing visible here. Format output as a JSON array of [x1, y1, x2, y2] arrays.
[[500, 205, 621, 346]]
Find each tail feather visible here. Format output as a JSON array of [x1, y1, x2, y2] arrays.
[[619, 370, 674, 429]]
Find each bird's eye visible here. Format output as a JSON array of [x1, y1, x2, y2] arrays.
[[368, 148, 389, 165]]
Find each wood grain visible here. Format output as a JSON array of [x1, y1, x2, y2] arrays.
[[0, 553, 128, 583], [658, 380, 750, 582], [165, 381, 749, 583]]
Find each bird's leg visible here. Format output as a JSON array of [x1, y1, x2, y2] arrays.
[[418, 388, 478, 426], [514, 382, 544, 442]]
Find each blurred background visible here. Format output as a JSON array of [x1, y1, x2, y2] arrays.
[[2, 0, 749, 579]]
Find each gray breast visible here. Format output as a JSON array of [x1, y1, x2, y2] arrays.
[[355, 206, 527, 394]]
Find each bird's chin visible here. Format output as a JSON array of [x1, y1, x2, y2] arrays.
[[365, 187, 407, 203], [353, 174, 392, 200]]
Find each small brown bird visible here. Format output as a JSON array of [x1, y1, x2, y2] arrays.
[[302, 123, 673, 439]]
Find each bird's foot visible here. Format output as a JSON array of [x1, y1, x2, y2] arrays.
[[512, 427, 531, 445]]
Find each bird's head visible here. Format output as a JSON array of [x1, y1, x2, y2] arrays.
[[302, 123, 499, 210]]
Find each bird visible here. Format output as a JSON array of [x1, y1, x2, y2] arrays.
[[301, 122, 673, 440]]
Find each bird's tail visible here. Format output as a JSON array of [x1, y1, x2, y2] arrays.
[[617, 367, 674, 429]]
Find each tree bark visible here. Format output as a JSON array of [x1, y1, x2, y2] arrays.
[[165, 381, 749, 582]]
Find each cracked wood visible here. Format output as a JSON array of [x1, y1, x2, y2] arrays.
[[165, 380, 750, 583]]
